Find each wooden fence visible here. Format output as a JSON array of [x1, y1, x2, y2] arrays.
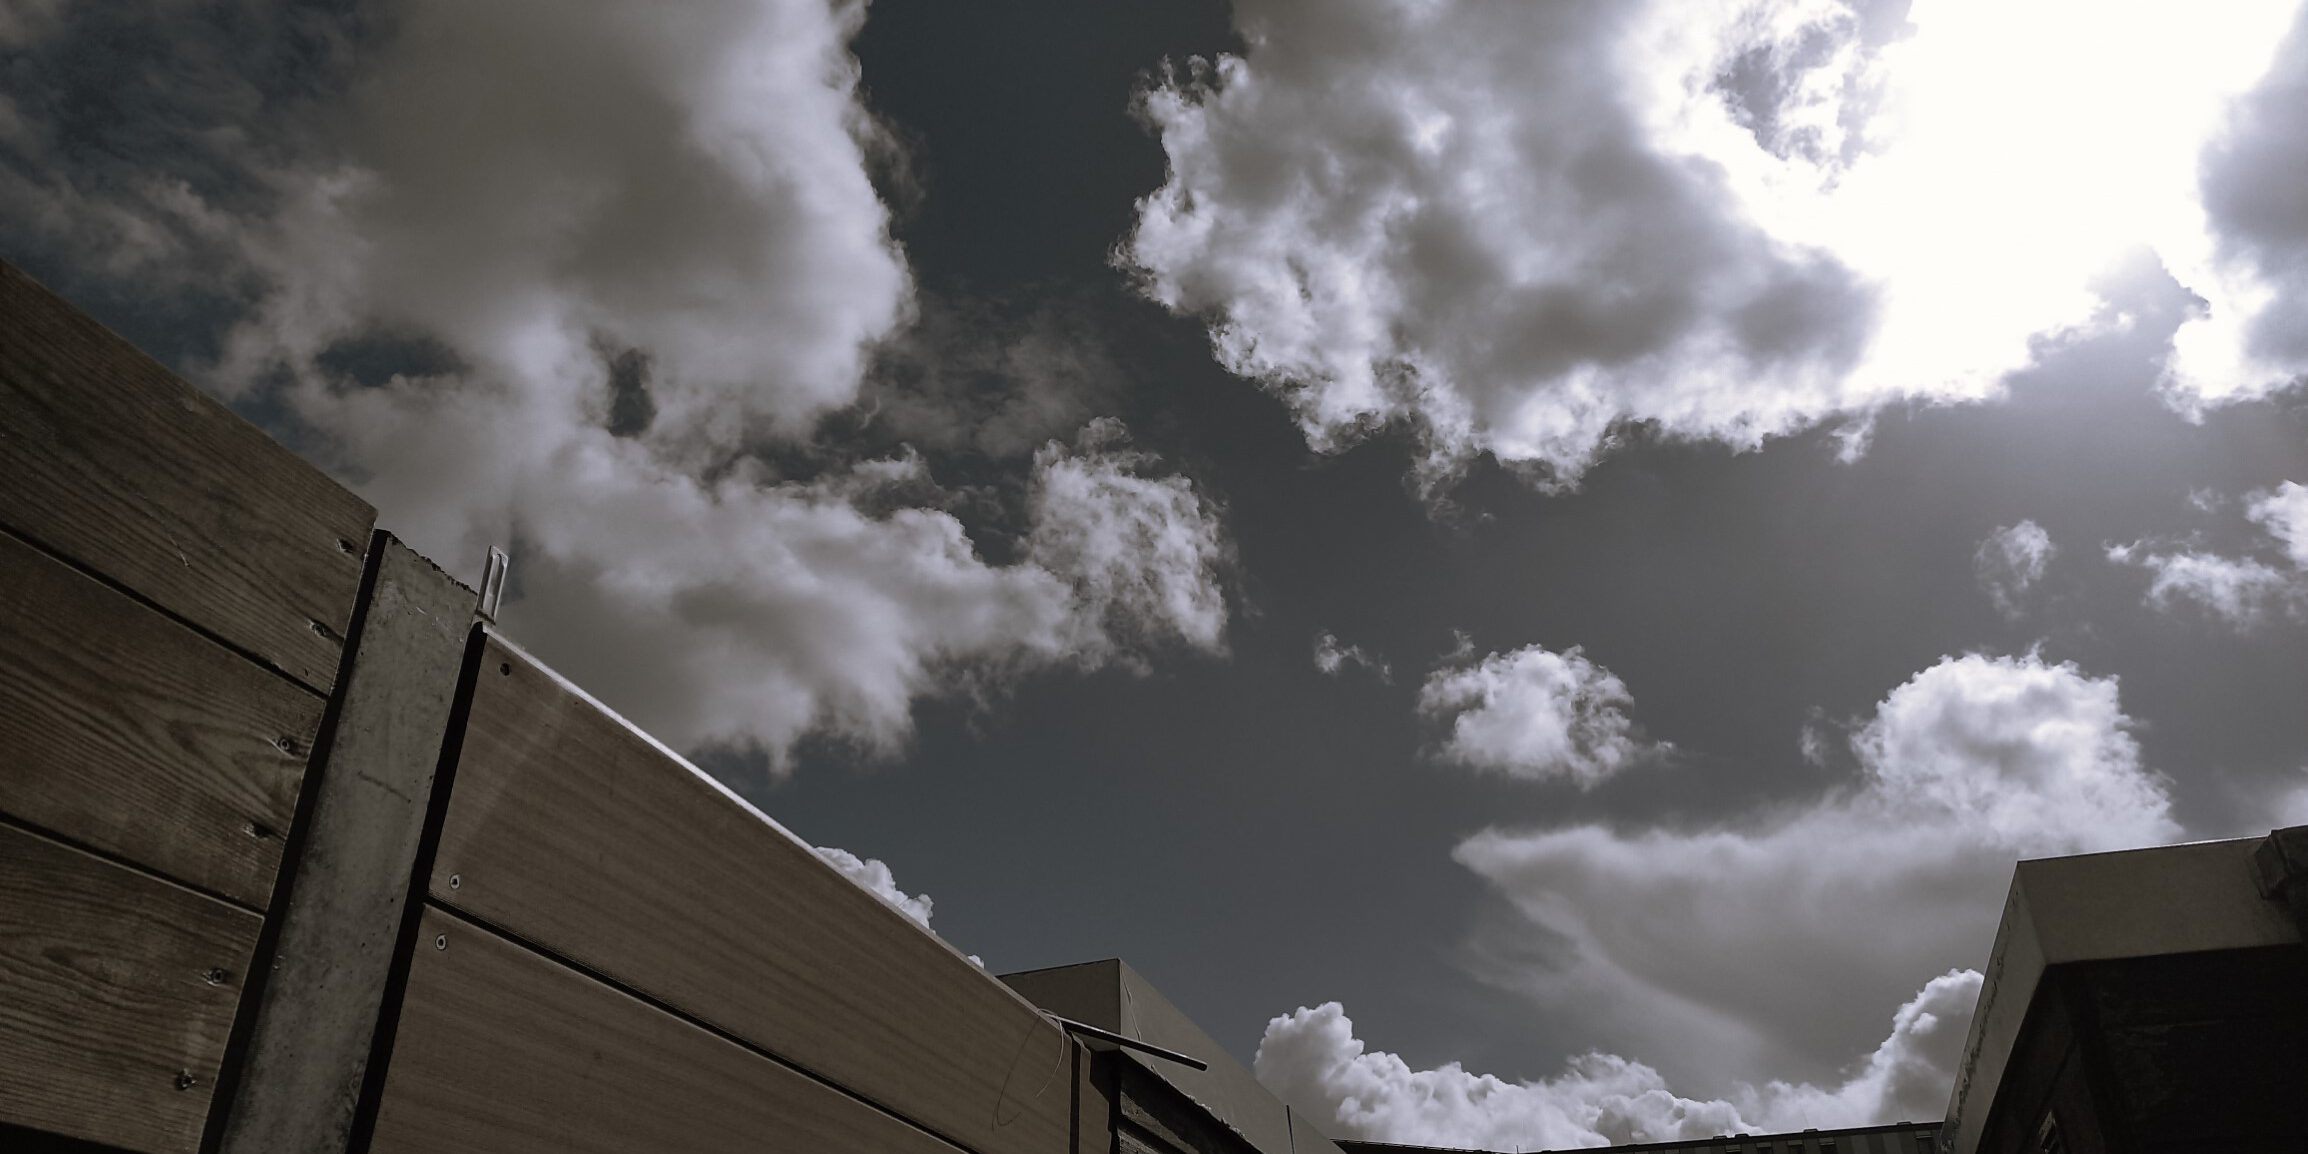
[[0, 257, 1337, 1154]]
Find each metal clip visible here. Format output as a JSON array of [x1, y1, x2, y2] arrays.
[[477, 546, 510, 624]]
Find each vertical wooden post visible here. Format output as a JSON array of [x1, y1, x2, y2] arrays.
[[211, 534, 474, 1154]]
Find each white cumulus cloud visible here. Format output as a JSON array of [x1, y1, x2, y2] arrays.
[[1256, 970, 1980, 1148], [1453, 652, 2176, 1088], [814, 845, 937, 929], [1025, 419, 1233, 669], [1125, 0, 2308, 485], [1419, 644, 1650, 787], [2252, 481, 2308, 567], [0, 0, 1237, 765]]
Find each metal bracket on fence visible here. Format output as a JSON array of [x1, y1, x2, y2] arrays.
[[477, 546, 509, 624]]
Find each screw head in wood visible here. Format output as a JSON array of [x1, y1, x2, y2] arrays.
[[174, 1070, 197, 1091], [448, 873, 462, 890], [434, 934, 448, 951], [203, 967, 229, 986]]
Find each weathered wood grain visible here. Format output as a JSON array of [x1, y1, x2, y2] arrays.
[[0, 258, 372, 693], [430, 636, 1075, 1154], [0, 529, 319, 906], [0, 821, 260, 1154], [216, 537, 475, 1154], [367, 904, 966, 1154]]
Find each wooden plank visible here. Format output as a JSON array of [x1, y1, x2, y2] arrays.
[[0, 821, 261, 1154], [367, 904, 965, 1154], [216, 536, 475, 1154], [0, 258, 372, 693], [429, 635, 1075, 1154], [0, 528, 320, 906]]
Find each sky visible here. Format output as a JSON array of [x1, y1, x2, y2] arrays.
[[7, 0, 2308, 1145]]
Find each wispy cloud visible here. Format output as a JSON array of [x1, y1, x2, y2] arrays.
[[1451, 652, 2174, 1096], [2109, 481, 2308, 628], [1312, 630, 1391, 682], [1974, 519, 2055, 618]]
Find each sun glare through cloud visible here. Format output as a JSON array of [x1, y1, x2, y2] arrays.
[[1130, 0, 2308, 482], [1661, 0, 2304, 412]]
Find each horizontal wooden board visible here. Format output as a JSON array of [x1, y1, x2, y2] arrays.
[[430, 636, 1074, 1154], [0, 821, 260, 1154], [0, 258, 371, 693], [0, 528, 319, 906], [368, 904, 964, 1154]]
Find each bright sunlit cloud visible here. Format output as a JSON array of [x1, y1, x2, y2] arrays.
[[1130, 0, 2308, 485], [1654, 0, 2304, 409]]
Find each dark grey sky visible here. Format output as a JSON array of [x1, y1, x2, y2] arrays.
[[7, 0, 2308, 1144]]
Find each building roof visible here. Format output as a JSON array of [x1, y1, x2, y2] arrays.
[[1941, 835, 2304, 1154], [1002, 958, 1347, 1154]]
